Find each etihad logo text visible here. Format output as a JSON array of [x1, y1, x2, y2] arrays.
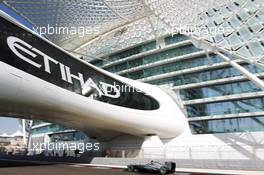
[[7, 36, 120, 98]]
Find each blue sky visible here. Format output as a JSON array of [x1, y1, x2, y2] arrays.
[[0, 3, 33, 29], [0, 3, 33, 135], [0, 118, 21, 135]]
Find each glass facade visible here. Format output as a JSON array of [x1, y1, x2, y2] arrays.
[[190, 116, 264, 134], [149, 64, 264, 86], [89, 33, 264, 135], [89, 39, 157, 68], [186, 97, 264, 117], [105, 44, 201, 73], [49, 131, 87, 142], [180, 81, 262, 100], [125, 55, 223, 79], [164, 34, 189, 45], [103, 41, 156, 64], [31, 124, 73, 135], [31, 120, 47, 126], [90, 59, 103, 67]]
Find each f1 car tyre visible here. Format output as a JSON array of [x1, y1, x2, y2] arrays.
[[160, 166, 167, 174], [127, 165, 134, 172]]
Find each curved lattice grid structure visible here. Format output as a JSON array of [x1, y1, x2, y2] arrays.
[[195, 0, 264, 67], [3, 0, 152, 55], [142, 0, 264, 68], [2, 0, 264, 68]]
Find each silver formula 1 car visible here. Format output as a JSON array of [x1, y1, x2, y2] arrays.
[[127, 161, 176, 174]]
